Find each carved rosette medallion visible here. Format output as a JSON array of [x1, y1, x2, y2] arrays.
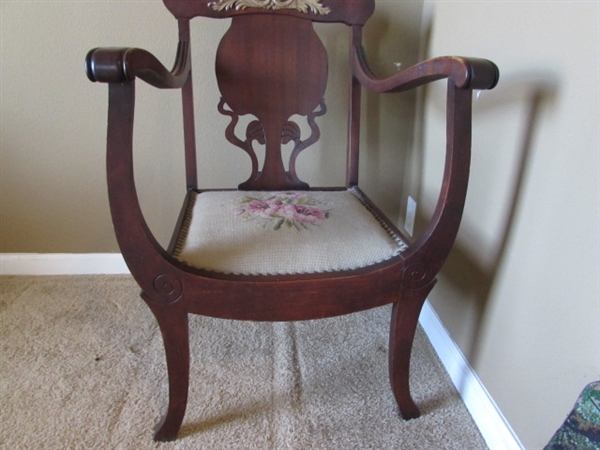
[[152, 274, 183, 304], [209, 0, 330, 15], [401, 262, 430, 289]]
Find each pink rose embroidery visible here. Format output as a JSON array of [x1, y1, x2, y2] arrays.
[[236, 192, 330, 230]]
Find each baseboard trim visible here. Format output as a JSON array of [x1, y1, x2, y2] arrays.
[[0, 253, 129, 275], [419, 300, 524, 450], [1, 253, 522, 448]]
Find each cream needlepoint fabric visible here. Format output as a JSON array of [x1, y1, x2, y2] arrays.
[[175, 189, 407, 275]]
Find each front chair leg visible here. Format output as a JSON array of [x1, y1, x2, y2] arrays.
[[141, 292, 190, 442], [389, 281, 435, 419]]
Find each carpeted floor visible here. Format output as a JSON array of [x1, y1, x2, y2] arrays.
[[0, 275, 488, 449]]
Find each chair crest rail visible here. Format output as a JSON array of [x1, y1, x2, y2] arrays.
[[164, 0, 375, 25]]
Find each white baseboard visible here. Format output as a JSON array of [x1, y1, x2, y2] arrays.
[[0, 253, 522, 448], [0, 253, 130, 275], [419, 300, 524, 450]]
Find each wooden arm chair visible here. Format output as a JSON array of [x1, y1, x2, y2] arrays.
[[86, 0, 498, 441]]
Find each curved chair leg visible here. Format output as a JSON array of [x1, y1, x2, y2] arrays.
[[141, 292, 190, 442], [388, 281, 435, 419]]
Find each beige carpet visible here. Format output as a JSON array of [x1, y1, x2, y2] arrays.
[[0, 275, 487, 449]]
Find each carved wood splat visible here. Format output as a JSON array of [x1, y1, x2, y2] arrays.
[[219, 98, 327, 189], [215, 13, 328, 189]]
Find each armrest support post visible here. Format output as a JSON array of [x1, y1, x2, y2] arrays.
[[402, 85, 472, 279], [106, 82, 183, 296], [178, 20, 198, 190], [346, 25, 364, 188]]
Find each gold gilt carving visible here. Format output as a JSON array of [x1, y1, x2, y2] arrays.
[[209, 0, 330, 15]]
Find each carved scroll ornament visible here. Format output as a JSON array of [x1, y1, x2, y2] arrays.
[[217, 98, 326, 189], [209, 0, 330, 15], [152, 274, 183, 305]]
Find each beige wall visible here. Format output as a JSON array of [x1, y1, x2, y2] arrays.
[[420, 1, 599, 448], [0, 0, 419, 252], [1, 1, 178, 252], [2, 1, 599, 449]]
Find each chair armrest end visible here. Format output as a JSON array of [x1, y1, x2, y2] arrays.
[[86, 47, 131, 84], [460, 57, 499, 90], [85, 44, 190, 88]]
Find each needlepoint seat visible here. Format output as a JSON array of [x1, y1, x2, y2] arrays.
[[173, 188, 407, 276]]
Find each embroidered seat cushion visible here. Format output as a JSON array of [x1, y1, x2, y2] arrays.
[[173, 188, 408, 275]]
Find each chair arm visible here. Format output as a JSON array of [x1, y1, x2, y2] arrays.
[[351, 46, 499, 288], [352, 45, 499, 92], [85, 41, 190, 88]]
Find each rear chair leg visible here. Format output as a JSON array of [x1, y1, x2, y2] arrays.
[[142, 292, 189, 442], [389, 281, 435, 419]]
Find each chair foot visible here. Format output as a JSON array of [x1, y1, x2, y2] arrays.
[[154, 414, 185, 442], [388, 282, 435, 420], [142, 292, 189, 442]]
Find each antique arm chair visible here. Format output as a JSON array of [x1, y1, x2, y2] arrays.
[[86, 0, 498, 441]]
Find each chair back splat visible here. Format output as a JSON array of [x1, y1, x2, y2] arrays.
[[168, 0, 375, 190], [216, 14, 327, 189], [86, 0, 498, 442]]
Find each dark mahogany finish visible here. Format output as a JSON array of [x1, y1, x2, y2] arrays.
[[216, 14, 328, 189], [86, 0, 498, 441]]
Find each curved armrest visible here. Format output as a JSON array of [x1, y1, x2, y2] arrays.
[[351, 46, 499, 288], [86, 41, 190, 88], [353, 45, 499, 92]]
